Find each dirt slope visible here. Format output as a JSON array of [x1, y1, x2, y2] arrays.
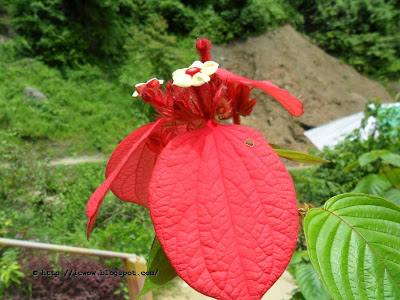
[[212, 25, 393, 153]]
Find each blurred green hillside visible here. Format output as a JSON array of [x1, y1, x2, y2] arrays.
[[0, 0, 399, 298]]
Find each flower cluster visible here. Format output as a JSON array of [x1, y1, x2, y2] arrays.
[[86, 38, 303, 300]]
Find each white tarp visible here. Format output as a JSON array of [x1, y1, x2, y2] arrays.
[[304, 103, 400, 150]]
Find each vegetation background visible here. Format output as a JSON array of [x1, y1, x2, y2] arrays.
[[0, 0, 399, 298]]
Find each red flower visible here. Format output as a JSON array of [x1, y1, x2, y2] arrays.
[[86, 38, 303, 300]]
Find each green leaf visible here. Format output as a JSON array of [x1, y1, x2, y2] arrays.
[[289, 251, 310, 265], [289, 288, 306, 300], [304, 193, 400, 300], [384, 189, 400, 206], [137, 237, 177, 300], [353, 174, 391, 196], [380, 153, 400, 168], [295, 263, 331, 300], [11, 277, 21, 285], [343, 160, 359, 172], [381, 166, 400, 189], [269, 143, 283, 150], [359, 151, 382, 167], [274, 149, 329, 164]]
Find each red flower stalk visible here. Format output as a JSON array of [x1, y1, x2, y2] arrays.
[[86, 38, 303, 300]]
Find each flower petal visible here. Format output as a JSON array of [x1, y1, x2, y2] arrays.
[[201, 61, 219, 76], [189, 60, 204, 69], [216, 68, 303, 117], [173, 73, 192, 87], [86, 119, 164, 239], [172, 68, 186, 78], [191, 72, 210, 86], [149, 121, 298, 300]]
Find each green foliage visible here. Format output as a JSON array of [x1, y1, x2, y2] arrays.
[[293, 101, 400, 207], [0, 0, 11, 34], [137, 237, 177, 300], [192, 0, 289, 43], [353, 174, 392, 195], [343, 148, 400, 204], [287, 251, 329, 300], [359, 150, 385, 166], [384, 189, 400, 206], [362, 103, 400, 149], [289, 289, 306, 300], [8, 0, 147, 67], [304, 193, 400, 299], [154, 0, 195, 35], [287, 250, 309, 277], [0, 249, 24, 292], [6, 0, 297, 69], [295, 264, 330, 300], [373, 108, 400, 145], [147, 0, 290, 43], [5, 0, 399, 81], [290, 0, 400, 79], [119, 17, 197, 87], [0, 42, 152, 156], [273, 148, 329, 164], [0, 140, 154, 256]]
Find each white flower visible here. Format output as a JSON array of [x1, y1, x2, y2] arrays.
[[172, 61, 219, 87], [132, 78, 164, 97]]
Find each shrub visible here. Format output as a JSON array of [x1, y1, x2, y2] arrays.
[[290, 0, 400, 79], [154, 0, 195, 35], [192, 0, 289, 43], [9, 0, 145, 67]]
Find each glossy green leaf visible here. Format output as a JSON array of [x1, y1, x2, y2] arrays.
[[384, 189, 400, 206], [137, 237, 177, 300], [295, 263, 331, 300], [274, 149, 329, 163], [353, 174, 391, 196], [380, 152, 400, 168], [359, 151, 382, 167], [304, 193, 400, 300]]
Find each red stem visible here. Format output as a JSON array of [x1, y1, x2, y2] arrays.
[[196, 38, 212, 62], [233, 113, 240, 125]]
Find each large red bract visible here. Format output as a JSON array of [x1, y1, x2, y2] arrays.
[[86, 119, 164, 237], [149, 121, 298, 299], [106, 123, 159, 208]]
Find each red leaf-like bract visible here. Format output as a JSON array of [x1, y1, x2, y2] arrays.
[[216, 68, 303, 117], [86, 119, 164, 239], [149, 121, 298, 300], [106, 123, 159, 208]]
